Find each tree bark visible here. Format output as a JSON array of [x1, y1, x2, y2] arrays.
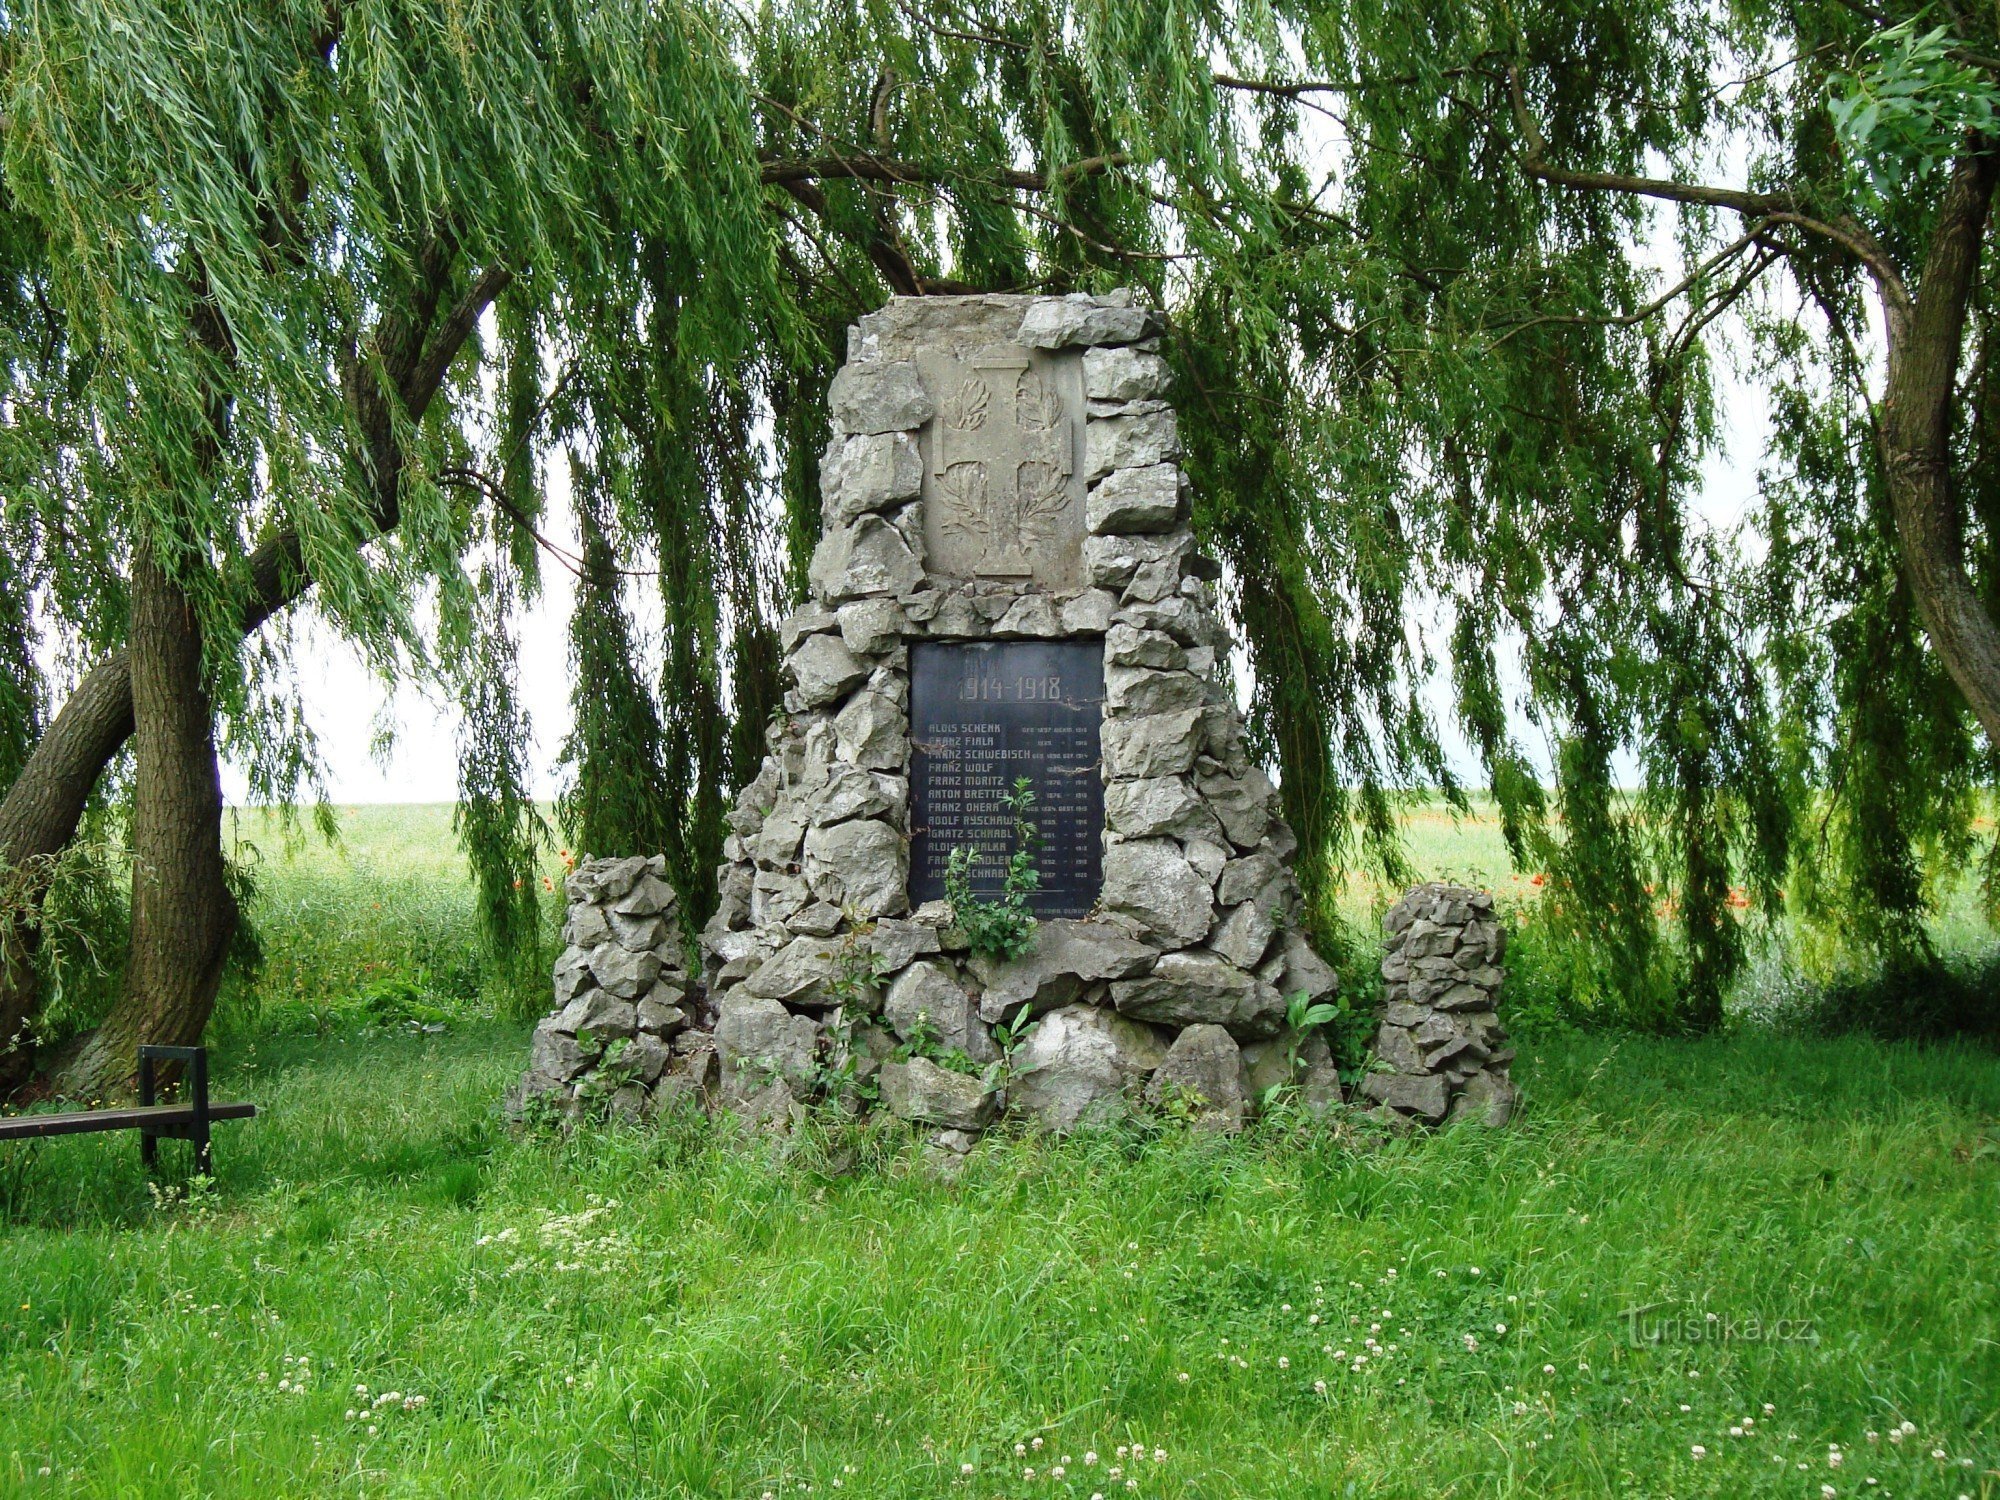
[[0, 657, 133, 1087], [1877, 146, 2000, 749], [48, 545, 237, 1101]]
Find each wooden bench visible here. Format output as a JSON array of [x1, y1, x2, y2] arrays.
[[0, 1045, 256, 1175]]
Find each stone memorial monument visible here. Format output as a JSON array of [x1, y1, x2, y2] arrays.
[[690, 290, 1347, 1141], [515, 291, 1513, 1142]]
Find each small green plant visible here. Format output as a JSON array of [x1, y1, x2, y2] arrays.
[[145, 1172, 220, 1223], [572, 1034, 646, 1113], [1286, 988, 1378, 1079], [980, 1001, 1042, 1094], [359, 975, 453, 1030], [944, 777, 1041, 962]]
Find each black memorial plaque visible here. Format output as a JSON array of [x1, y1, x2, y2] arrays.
[[909, 639, 1105, 918]]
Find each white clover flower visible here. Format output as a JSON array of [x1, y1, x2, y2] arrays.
[[1679, 1404, 1691, 1413], [1176, 1372, 1190, 1383], [1015, 1444, 1027, 1458], [1022, 1468, 1035, 1481], [1691, 1445, 1707, 1459], [1822, 1487, 1836, 1499], [367, 1425, 379, 1436], [346, 1409, 357, 1421], [1315, 1380, 1328, 1395], [1763, 1403, 1775, 1414], [1153, 1448, 1167, 1462], [960, 1463, 974, 1476], [1278, 1356, 1290, 1369], [1051, 1467, 1065, 1480], [1730, 1426, 1744, 1437]]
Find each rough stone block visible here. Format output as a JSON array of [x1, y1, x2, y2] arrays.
[[714, 995, 822, 1095], [1144, 1023, 1249, 1130], [1111, 949, 1285, 1038], [1087, 463, 1182, 533], [589, 943, 662, 1000], [1017, 297, 1164, 349], [970, 919, 1157, 1022], [802, 817, 907, 917], [1105, 665, 1204, 717], [1104, 775, 1225, 843], [789, 632, 869, 708], [1101, 709, 1202, 779], [822, 430, 923, 521], [880, 1056, 998, 1130], [884, 960, 997, 1063], [1008, 1003, 1169, 1131], [1082, 346, 1173, 401], [1100, 838, 1214, 946], [828, 360, 934, 434], [1084, 414, 1181, 484], [1359, 1070, 1450, 1122], [808, 514, 924, 602]]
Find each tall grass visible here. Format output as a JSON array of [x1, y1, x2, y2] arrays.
[[1, 1024, 1995, 1496]]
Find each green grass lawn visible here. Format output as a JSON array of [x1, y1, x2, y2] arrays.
[[2, 804, 1996, 1496], [2, 1024, 1996, 1496]]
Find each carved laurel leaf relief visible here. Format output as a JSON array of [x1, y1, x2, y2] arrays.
[[1015, 368, 1063, 433], [941, 375, 989, 431], [938, 462, 989, 544]]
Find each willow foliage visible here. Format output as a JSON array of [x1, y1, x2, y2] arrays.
[[2, 0, 1994, 1036]]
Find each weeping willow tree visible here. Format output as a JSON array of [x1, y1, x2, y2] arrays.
[[0, 0, 789, 1094], [5, 0, 1997, 1099], [1219, 0, 2000, 1022]]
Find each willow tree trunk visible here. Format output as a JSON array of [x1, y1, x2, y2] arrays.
[[0, 658, 134, 1091], [48, 546, 236, 1101], [0, 253, 506, 1097], [1878, 147, 2000, 751]]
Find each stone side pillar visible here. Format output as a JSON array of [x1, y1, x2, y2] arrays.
[[509, 856, 707, 1120], [1360, 883, 1517, 1126]]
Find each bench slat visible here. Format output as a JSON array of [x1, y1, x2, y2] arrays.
[[0, 1101, 256, 1141]]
